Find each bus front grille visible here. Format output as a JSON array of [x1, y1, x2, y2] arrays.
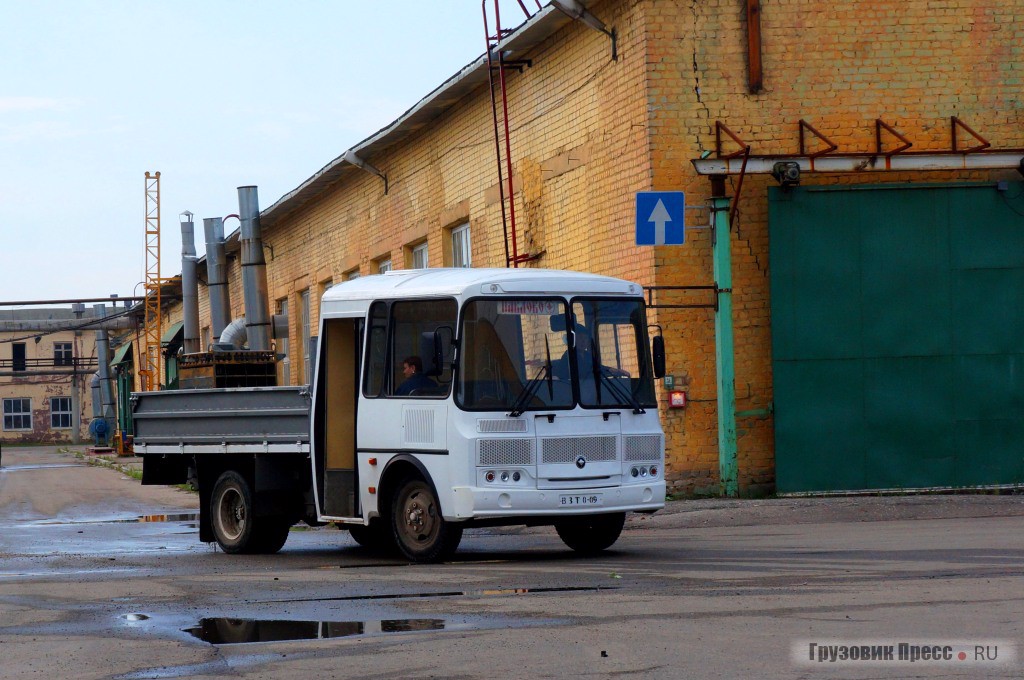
[[623, 434, 663, 462], [478, 438, 535, 466], [540, 436, 617, 464]]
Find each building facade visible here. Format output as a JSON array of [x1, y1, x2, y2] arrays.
[[137, 0, 1023, 495], [0, 309, 99, 444]]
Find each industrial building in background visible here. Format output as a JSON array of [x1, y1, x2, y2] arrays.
[[0, 301, 133, 444], [78, 0, 1024, 495]]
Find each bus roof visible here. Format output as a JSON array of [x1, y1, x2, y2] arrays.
[[321, 268, 642, 304]]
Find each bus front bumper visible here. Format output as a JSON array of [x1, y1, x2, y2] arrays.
[[448, 482, 666, 520]]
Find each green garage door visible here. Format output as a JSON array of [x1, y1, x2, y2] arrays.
[[770, 182, 1024, 493]]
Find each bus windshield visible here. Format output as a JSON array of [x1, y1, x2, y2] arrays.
[[457, 298, 573, 411], [571, 298, 657, 409], [457, 297, 656, 412]]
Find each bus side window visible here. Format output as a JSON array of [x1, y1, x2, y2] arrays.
[[387, 299, 457, 398], [363, 301, 388, 397]]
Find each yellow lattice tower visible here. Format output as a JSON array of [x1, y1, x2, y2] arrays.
[[141, 171, 163, 391]]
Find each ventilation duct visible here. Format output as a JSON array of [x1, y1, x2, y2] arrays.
[[220, 317, 247, 349], [93, 304, 116, 430], [238, 186, 271, 351], [203, 216, 231, 343], [180, 213, 200, 354]]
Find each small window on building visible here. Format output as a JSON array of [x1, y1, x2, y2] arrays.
[[50, 397, 72, 429], [345, 269, 361, 281], [300, 290, 311, 385], [12, 342, 26, 372], [3, 398, 32, 431], [451, 222, 471, 268], [54, 342, 73, 367], [277, 298, 290, 385], [377, 259, 392, 274], [411, 242, 429, 269]]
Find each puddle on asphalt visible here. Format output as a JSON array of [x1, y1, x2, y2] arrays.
[[0, 463, 86, 472], [31, 513, 200, 527], [267, 585, 615, 604], [185, 617, 447, 645]]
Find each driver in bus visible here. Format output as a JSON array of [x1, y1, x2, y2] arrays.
[[396, 355, 437, 396]]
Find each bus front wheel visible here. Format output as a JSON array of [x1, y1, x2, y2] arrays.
[[389, 475, 463, 563], [555, 512, 626, 554]]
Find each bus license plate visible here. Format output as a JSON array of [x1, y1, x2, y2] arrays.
[[559, 494, 603, 507]]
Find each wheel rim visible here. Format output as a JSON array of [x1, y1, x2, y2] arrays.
[[397, 484, 439, 548], [216, 487, 246, 541]]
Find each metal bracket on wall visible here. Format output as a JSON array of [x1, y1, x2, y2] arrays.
[[875, 119, 913, 156], [951, 116, 991, 153], [799, 119, 838, 158], [643, 285, 718, 311], [715, 122, 751, 226]]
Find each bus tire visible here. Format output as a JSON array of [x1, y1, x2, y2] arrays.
[[210, 470, 291, 554], [210, 470, 255, 554], [389, 475, 463, 563], [251, 518, 291, 554], [555, 512, 626, 554]]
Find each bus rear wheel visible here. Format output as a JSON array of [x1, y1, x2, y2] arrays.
[[555, 512, 626, 554], [390, 475, 462, 563], [210, 470, 290, 554]]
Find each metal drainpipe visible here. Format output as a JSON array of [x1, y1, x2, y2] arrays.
[[70, 303, 84, 445], [203, 217, 231, 344], [93, 304, 117, 436], [180, 214, 201, 354], [711, 192, 739, 497], [237, 186, 271, 351]]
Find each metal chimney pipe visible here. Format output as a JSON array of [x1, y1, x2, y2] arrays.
[[93, 304, 117, 432], [203, 217, 231, 343], [90, 373, 102, 419], [237, 186, 271, 351], [180, 213, 201, 354]]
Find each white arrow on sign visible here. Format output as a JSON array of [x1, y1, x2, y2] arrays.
[[647, 198, 672, 245]]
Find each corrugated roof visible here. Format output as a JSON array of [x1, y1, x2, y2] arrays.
[[110, 341, 133, 367]]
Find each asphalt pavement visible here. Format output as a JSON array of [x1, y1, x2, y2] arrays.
[[1, 445, 1022, 679]]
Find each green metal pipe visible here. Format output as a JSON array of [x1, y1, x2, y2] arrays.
[[712, 196, 739, 497]]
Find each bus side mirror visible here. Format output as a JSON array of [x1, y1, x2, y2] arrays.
[[652, 335, 665, 379], [420, 330, 445, 377]]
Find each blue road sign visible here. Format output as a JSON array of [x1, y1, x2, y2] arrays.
[[636, 191, 685, 245]]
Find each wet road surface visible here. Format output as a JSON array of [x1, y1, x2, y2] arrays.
[[1, 445, 1023, 679]]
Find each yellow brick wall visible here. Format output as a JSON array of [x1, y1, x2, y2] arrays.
[[647, 0, 1024, 495], [262, 0, 657, 382], [155, 0, 1023, 496]]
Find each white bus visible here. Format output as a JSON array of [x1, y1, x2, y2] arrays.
[[137, 268, 666, 563], [314, 267, 666, 560]]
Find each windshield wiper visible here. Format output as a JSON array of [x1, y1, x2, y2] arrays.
[[508, 354, 553, 418], [597, 366, 645, 414]]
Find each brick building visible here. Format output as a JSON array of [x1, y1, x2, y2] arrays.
[[0, 309, 99, 444], [132, 0, 1024, 495]]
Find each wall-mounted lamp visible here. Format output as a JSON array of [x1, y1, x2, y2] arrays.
[[343, 150, 388, 194], [551, 0, 617, 60], [771, 161, 801, 188]]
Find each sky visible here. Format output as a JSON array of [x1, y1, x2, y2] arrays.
[[0, 1, 536, 302]]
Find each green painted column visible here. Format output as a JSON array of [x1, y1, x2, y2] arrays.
[[712, 196, 738, 497]]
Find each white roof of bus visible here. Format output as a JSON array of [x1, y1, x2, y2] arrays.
[[321, 268, 641, 302]]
